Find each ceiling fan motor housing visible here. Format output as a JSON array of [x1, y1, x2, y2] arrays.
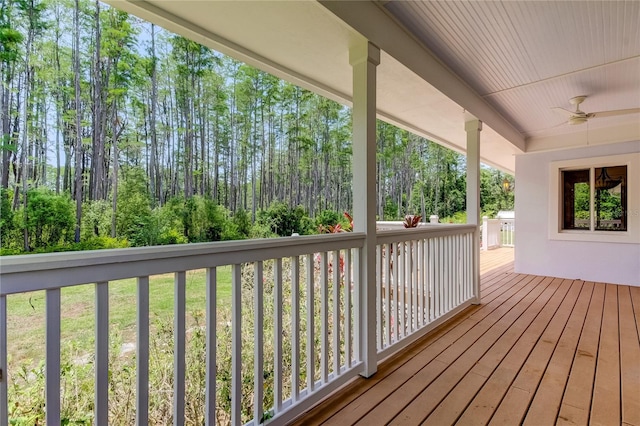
[[569, 96, 588, 107], [569, 116, 588, 125]]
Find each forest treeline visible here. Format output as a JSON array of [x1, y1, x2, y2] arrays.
[[0, 0, 513, 254]]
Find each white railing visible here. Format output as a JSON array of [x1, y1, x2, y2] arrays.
[[0, 225, 479, 425], [375, 221, 429, 230], [482, 216, 515, 250], [375, 224, 478, 359], [0, 234, 365, 426], [500, 218, 515, 247]]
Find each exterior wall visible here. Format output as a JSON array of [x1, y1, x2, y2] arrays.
[[515, 140, 640, 286]]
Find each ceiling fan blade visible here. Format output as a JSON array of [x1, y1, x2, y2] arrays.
[[588, 108, 640, 118], [551, 107, 578, 117]]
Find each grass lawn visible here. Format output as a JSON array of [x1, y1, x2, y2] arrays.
[[6, 266, 233, 366]]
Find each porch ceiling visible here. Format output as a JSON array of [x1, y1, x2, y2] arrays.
[[105, 1, 640, 174]]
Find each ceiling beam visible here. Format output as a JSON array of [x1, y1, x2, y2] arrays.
[[319, 0, 526, 152]]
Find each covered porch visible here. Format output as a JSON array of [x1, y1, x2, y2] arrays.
[[293, 249, 640, 425], [1, 0, 638, 425]]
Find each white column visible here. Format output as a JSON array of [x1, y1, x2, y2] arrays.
[[350, 41, 380, 378], [465, 119, 482, 304]]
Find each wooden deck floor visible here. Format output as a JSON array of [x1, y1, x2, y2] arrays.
[[292, 248, 640, 426], [479, 247, 514, 275]]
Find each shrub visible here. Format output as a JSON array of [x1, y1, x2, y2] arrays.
[[314, 210, 353, 234], [256, 202, 312, 237], [249, 221, 277, 239], [154, 198, 188, 245], [82, 200, 112, 239], [314, 210, 342, 230], [231, 209, 251, 239], [0, 188, 14, 245], [157, 228, 188, 245], [181, 196, 230, 243], [21, 189, 75, 249], [116, 167, 152, 246], [71, 236, 129, 251]]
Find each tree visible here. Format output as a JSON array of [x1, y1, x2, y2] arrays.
[[116, 166, 151, 245], [72, 0, 83, 242], [0, 0, 23, 189], [0, 0, 516, 254]]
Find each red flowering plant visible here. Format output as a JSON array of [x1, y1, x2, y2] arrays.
[[403, 214, 422, 228]]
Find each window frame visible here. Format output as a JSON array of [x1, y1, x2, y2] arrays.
[[549, 153, 639, 244]]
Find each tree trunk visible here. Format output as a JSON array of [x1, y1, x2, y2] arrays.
[[73, 0, 83, 242], [111, 138, 118, 238], [149, 24, 158, 204]]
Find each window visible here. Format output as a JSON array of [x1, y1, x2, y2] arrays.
[[561, 166, 627, 231], [549, 153, 639, 244], [561, 169, 590, 230]]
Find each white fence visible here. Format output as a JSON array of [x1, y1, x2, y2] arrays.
[[0, 225, 478, 425], [481, 217, 515, 250]]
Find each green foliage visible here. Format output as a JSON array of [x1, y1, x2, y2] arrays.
[[181, 196, 228, 242], [314, 209, 342, 231], [1, 0, 518, 256], [249, 221, 277, 239], [152, 197, 187, 245], [69, 236, 129, 251], [81, 200, 111, 239], [574, 182, 590, 220], [596, 188, 623, 220], [2, 236, 129, 255], [0, 188, 14, 244], [441, 211, 467, 224], [383, 199, 400, 220], [116, 167, 153, 246], [256, 202, 312, 237], [480, 168, 514, 217], [315, 209, 351, 233], [0, 3, 25, 66], [232, 209, 251, 239], [156, 227, 188, 245], [21, 189, 75, 249]]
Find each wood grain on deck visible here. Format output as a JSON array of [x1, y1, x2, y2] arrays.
[[292, 248, 640, 426]]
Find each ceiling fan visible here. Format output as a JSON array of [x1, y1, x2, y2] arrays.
[[552, 96, 640, 125]]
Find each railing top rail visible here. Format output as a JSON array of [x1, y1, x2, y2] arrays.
[[0, 233, 365, 295], [376, 223, 476, 245]]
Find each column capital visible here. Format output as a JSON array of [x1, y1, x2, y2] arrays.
[[349, 41, 380, 67], [465, 119, 483, 132]]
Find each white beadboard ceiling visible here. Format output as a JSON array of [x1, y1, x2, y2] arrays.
[[104, 0, 640, 172], [383, 0, 640, 147]]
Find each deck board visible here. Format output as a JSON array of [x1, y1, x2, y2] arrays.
[[454, 276, 564, 426], [386, 276, 553, 424], [557, 283, 604, 426], [426, 276, 555, 425], [618, 286, 640, 426], [591, 284, 621, 426], [523, 281, 594, 425], [291, 248, 640, 426]]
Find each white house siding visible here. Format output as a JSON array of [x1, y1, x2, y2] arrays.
[[515, 140, 640, 287]]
